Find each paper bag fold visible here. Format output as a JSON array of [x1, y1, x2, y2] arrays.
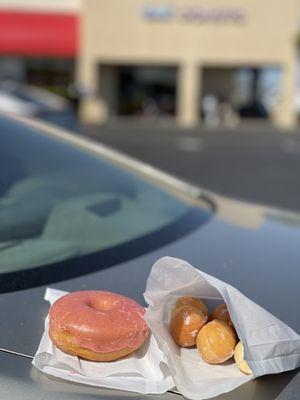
[[144, 257, 300, 400]]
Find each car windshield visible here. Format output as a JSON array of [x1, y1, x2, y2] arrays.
[[0, 116, 213, 291]]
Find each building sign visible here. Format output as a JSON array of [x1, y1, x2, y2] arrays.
[[0, 11, 77, 56], [141, 4, 246, 24]]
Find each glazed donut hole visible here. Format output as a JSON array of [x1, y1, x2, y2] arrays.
[[169, 296, 209, 348], [169, 296, 243, 367], [196, 319, 238, 364], [173, 296, 209, 318], [234, 341, 253, 375], [170, 305, 207, 347], [209, 303, 234, 328]]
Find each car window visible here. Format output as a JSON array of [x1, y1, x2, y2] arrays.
[[0, 116, 213, 291]]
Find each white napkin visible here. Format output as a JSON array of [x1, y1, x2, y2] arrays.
[[32, 288, 175, 394], [143, 257, 300, 400]]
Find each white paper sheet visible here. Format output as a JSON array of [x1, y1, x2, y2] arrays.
[[32, 288, 175, 394], [143, 257, 300, 400]]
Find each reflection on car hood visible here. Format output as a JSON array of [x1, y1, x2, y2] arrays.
[[0, 193, 299, 358]]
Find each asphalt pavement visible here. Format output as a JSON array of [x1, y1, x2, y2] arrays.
[[81, 123, 300, 212]]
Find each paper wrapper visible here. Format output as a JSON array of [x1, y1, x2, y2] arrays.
[[143, 257, 300, 400], [32, 288, 174, 394]]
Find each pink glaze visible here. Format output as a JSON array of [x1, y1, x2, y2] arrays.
[[49, 291, 149, 353]]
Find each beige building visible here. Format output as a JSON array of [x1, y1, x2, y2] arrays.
[[79, 0, 300, 128]]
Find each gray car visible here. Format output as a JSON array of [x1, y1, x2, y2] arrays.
[[0, 115, 299, 400]]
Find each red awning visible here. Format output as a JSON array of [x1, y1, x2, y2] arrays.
[[0, 11, 77, 57]]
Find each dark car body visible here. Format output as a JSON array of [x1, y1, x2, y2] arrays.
[[0, 116, 299, 400], [0, 82, 77, 130]]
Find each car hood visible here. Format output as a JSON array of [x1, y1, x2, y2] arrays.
[[0, 192, 299, 357]]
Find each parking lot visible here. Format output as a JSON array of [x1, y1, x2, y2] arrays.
[[82, 123, 300, 212]]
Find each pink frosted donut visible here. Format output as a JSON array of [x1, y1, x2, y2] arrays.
[[49, 290, 149, 361]]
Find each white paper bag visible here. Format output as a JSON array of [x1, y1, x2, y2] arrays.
[[143, 257, 300, 400], [32, 288, 175, 394]]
